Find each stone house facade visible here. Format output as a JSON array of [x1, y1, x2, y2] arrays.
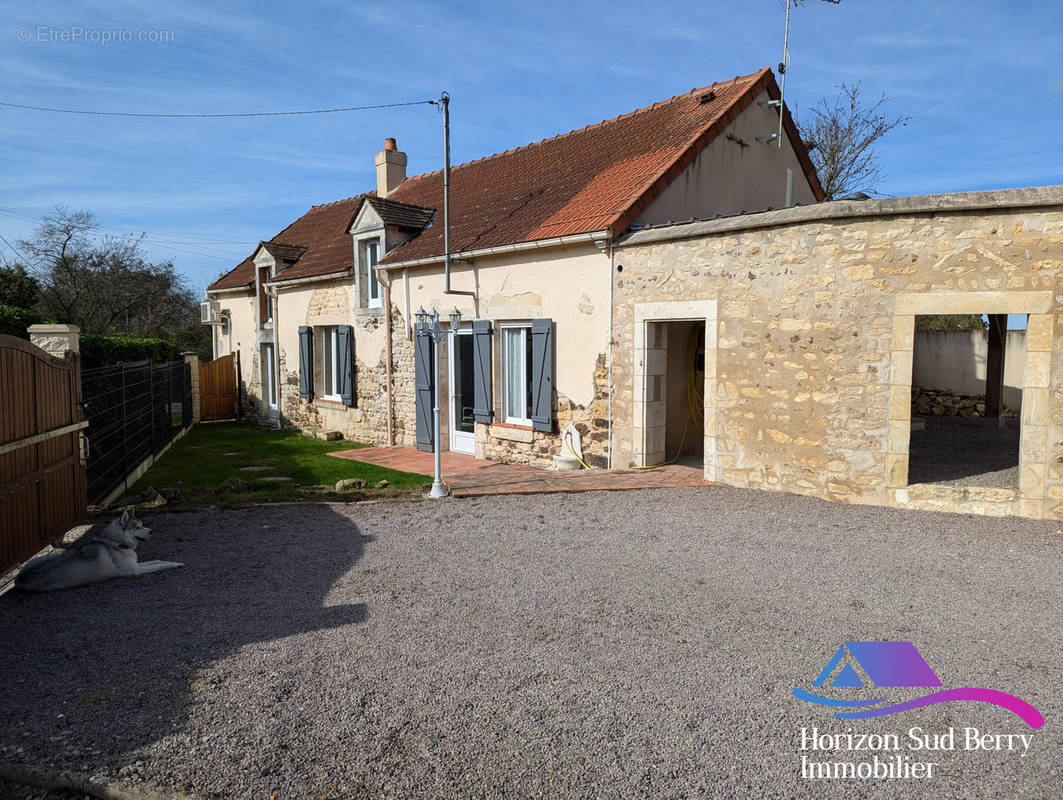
[[206, 67, 821, 468]]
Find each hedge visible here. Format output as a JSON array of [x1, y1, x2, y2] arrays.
[[0, 304, 42, 338], [80, 334, 184, 368]]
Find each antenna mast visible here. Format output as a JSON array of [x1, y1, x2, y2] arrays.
[[777, 0, 791, 148]]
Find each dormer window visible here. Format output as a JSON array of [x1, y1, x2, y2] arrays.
[[363, 239, 381, 308], [258, 266, 273, 326]]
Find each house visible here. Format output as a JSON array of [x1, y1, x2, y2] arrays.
[[206, 66, 822, 468]]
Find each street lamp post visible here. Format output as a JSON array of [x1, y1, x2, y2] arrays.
[[415, 305, 462, 498]]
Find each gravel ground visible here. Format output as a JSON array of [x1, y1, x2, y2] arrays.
[[908, 417, 1021, 488], [0, 488, 1061, 800]]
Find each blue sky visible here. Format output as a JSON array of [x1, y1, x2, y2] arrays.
[[1, 0, 1060, 294]]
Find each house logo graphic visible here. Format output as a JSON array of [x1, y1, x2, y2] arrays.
[[792, 641, 1044, 729]]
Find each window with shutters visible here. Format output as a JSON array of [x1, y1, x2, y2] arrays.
[[500, 322, 534, 426], [317, 326, 342, 401]]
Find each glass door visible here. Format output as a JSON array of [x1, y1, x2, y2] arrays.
[[449, 329, 475, 454]]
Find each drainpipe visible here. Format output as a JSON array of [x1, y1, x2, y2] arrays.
[[378, 266, 395, 446], [607, 240, 614, 469], [269, 284, 281, 430]]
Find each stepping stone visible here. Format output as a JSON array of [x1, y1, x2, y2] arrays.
[[259, 476, 293, 482], [239, 465, 274, 472]]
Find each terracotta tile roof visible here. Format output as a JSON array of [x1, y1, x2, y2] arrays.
[[260, 241, 306, 262], [380, 66, 821, 265], [208, 66, 822, 290], [209, 196, 365, 291], [364, 196, 435, 230]]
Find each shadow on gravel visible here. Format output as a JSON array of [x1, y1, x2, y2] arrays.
[[908, 416, 1020, 485], [0, 504, 370, 775]]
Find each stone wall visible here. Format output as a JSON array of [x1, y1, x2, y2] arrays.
[[473, 352, 610, 468], [912, 386, 1018, 418], [615, 187, 1063, 519], [282, 305, 411, 446]]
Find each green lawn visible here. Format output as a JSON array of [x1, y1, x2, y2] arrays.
[[127, 422, 429, 506]]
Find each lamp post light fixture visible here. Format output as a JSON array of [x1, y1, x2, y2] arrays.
[[416, 305, 462, 497]]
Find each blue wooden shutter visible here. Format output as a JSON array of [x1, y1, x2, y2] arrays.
[[337, 325, 356, 407], [472, 320, 493, 423], [414, 324, 434, 451], [298, 326, 314, 401], [530, 318, 553, 433]]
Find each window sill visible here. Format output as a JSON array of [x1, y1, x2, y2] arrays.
[[314, 398, 345, 407], [493, 421, 533, 431]]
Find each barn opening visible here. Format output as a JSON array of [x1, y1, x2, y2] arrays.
[[907, 314, 1023, 487]]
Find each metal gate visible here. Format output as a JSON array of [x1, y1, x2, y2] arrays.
[[0, 335, 87, 574], [199, 354, 237, 421]]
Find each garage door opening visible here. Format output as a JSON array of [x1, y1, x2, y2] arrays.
[[908, 314, 1023, 487]]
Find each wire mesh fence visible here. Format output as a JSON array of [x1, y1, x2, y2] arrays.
[[81, 359, 192, 504]]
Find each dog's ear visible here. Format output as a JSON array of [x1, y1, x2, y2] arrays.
[[120, 509, 130, 525]]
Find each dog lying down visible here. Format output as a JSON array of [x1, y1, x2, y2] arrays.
[[15, 509, 184, 592]]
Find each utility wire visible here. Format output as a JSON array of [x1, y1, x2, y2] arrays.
[[0, 99, 436, 118], [0, 231, 28, 263]]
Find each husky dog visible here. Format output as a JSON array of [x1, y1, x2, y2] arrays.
[[15, 510, 184, 592]]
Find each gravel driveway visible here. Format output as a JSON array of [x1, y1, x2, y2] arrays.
[[1, 488, 1060, 800]]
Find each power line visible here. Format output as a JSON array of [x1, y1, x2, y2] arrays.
[[0, 231, 28, 263], [0, 98, 436, 118]]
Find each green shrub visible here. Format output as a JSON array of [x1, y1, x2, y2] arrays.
[[80, 334, 183, 367], [0, 304, 42, 338]]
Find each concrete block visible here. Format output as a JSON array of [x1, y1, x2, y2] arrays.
[[1022, 387, 1050, 426], [1020, 461, 1046, 498], [1026, 314, 1054, 352], [889, 385, 911, 419], [1024, 351, 1051, 388], [891, 315, 915, 351], [894, 290, 1053, 315], [887, 453, 909, 488], [1019, 424, 1046, 464], [891, 349, 913, 387], [887, 420, 910, 454]]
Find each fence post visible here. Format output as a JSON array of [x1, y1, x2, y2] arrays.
[[27, 324, 80, 358], [120, 363, 128, 479], [182, 352, 201, 424]]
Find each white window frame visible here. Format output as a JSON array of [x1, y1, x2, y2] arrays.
[[363, 238, 382, 308], [262, 343, 277, 413], [317, 326, 341, 401], [259, 266, 273, 326], [500, 322, 533, 426]]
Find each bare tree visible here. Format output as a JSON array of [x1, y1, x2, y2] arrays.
[[19, 207, 210, 354], [796, 83, 909, 199]]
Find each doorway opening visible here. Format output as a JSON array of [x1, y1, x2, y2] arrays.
[[663, 320, 705, 466], [908, 314, 1023, 487]]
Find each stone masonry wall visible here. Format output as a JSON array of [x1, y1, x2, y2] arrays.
[[474, 353, 610, 468], [616, 193, 1063, 519], [282, 305, 411, 446]]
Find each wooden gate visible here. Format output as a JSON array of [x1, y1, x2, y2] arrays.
[[200, 353, 237, 421], [0, 335, 88, 574]]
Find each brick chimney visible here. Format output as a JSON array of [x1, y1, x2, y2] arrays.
[[375, 137, 407, 198]]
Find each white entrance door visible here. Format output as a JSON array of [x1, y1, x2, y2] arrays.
[[449, 328, 475, 454], [262, 343, 278, 419]]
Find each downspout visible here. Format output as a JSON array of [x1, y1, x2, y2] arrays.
[[378, 265, 395, 446], [269, 284, 281, 430], [607, 239, 614, 469], [403, 267, 411, 339]]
